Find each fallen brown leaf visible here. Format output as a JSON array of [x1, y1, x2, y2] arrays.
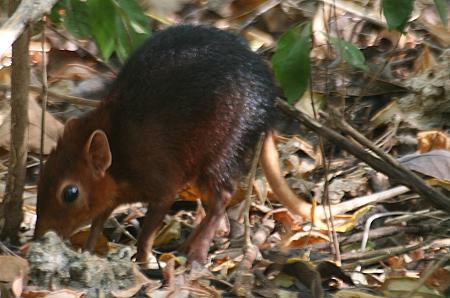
[[417, 131, 450, 153], [0, 255, 29, 284], [0, 95, 63, 154]]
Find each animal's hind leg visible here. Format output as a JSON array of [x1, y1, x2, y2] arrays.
[[182, 184, 233, 264]]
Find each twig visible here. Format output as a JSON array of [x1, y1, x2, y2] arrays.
[[48, 26, 117, 74], [308, 30, 342, 263], [110, 217, 137, 243], [232, 133, 265, 297], [361, 212, 414, 252], [0, 0, 58, 58], [243, 134, 265, 247], [342, 225, 423, 245], [275, 99, 450, 212], [320, 0, 443, 51], [385, 210, 448, 224], [263, 224, 441, 262], [0, 0, 30, 243], [44, 88, 99, 107], [0, 84, 99, 107], [40, 18, 48, 169], [237, 0, 281, 31], [406, 252, 450, 298], [336, 118, 450, 212], [0, 241, 16, 255], [331, 185, 410, 215], [341, 238, 437, 268]]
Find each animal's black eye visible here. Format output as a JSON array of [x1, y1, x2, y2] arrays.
[[63, 185, 79, 203]]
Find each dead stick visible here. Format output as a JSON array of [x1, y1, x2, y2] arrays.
[[233, 134, 265, 297], [243, 133, 265, 247], [336, 117, 450, 212], [0, 84, 99, 107], [341, 238, 438, 269], [332, 185, 409, 214], [406, 252, 450, 298], [275, 99, 450, 211], [263, 224, 437, 261], [0, 0, 58, 58]]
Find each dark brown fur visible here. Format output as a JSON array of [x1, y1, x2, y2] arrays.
[[35, 25, 276, 263]]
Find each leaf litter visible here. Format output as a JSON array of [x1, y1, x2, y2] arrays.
[[0, 0, 450, 297]]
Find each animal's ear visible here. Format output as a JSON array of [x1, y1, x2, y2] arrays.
[[85, 130, 112, 177]]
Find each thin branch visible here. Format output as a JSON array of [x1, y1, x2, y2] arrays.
[[40, 18, 48, 169], [275, 99, 450, 212], [336, 117, 450, 212], [0, 0, 58, 58], [0, 0, 31, 243], [0, 84, 99, 107]]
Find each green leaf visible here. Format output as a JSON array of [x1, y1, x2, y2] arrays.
[[114, 21, 149, 62], [272, 22, 311, 104], [63, 0, 90, 38], [55, 0, 149, 61], [113, 0, 150, 32], [112, 0, 150, 61], [382, 0, 414, 31], [87, 0, 116, 60], [329, 37, 369, 71], [433, 0, 448, 28], [49, 2, 64, 24]]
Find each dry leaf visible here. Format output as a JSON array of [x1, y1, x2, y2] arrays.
[[414, 46, 438, 74], [0, 256, 29, 283], [316, 261, 354, 285], [210, 259, 236, 273], [334, 290, 385, 298], [22, 288, 84, 298], [381, 276, 443, 297], [278, 260, 324, 298], [418, 15, 450, 47], [43, 289, 85, 298], [424, 268, 450, 293], [270, 208, 302, 233], [385, 256, 406, 270], [111, 265, 154, 298], [193, 199, 206, 226], [11, 275, 25, 298], [242, 28, 275, 51], [154, 218, 181, 247], [332, 205, 375, 233], [143, 0, 191, 15], [282, 231, 329, 248], [417, 131, 450, 153], [398, 150, 450, 181], [0, 96, 63, 154], [209, 0, 267, 19]]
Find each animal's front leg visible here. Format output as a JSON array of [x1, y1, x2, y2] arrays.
[[135, 197, 176, 264], [84, 208, 114, 252]]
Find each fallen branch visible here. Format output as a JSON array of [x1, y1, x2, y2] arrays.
[[261, 224, 439, 262], [0, 0, 58, 59], [275, 99, 450, 212], [336, 116, 450, 212], [340, 238, 446, 269], [232, 134, 265, 296], [0, 84, 99, 108]]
